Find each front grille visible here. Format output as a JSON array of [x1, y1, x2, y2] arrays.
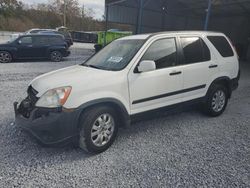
[[18, 86, 39, 118], [27, 86, 39, 105]]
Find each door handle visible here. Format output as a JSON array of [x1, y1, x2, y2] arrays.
[[170, 71, 182, 76], [209, 64, 218, 69]]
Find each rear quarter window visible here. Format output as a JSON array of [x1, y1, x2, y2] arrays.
[[33, 36, 49, 45], [49, 36, 64, 45], [207, 36, 234, 57]]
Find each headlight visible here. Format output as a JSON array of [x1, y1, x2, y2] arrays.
[[36, 86, 72, 108]]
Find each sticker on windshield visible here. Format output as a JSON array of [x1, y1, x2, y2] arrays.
[[108, 56, 123, 63]]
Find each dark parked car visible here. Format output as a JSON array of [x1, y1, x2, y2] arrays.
[[16, 28, 73, 47], [0, 34, 70, 63], [39, 30, 73, 47]]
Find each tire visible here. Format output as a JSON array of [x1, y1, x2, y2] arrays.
[[0, 51, 12, 63], [78, 106, 118, 154], [204, 84, 229, 117], [50, 51, 62, 62]]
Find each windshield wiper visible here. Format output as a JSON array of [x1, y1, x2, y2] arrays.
[[82, 64, 102, 70]]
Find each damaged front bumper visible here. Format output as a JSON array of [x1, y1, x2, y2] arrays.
[[14, 97, 80, 146]]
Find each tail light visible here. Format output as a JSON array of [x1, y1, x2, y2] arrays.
[[229, 38, 239, 59]]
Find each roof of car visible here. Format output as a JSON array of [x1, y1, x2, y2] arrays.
[[22, 33, 63, 37], [120, 31, 224, 40]]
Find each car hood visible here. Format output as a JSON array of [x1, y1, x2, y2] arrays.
[[30, 65, 116, 97], [0, 43, 10, 47]]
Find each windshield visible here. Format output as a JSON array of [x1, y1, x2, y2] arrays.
[[82, 39, 145, 71], [7, 36, 19, 43]]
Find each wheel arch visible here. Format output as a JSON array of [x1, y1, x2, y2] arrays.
[[0, 49, 15, 59], [207, 76, 232, 98], [47, 47, 64, 56], [77, 98, 131, 129]]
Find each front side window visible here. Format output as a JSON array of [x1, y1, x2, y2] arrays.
[[19, 37, 32, 44], [180, 37, 211, 64], [141, 38, 177, 69], [83, 39, 145, 71]]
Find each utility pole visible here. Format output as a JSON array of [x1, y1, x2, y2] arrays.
[[204, 0, 212, 30], [104, 4, 109, 46], [81, 4, 84, 30], [82, 4, 85, 17], [137, 0, 144, 34], [63, 0, 67, 27]]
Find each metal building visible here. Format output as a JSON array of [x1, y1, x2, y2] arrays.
[[105, 0, 250, 59]]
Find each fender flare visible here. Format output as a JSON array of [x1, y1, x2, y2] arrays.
[[46, 46, 66, 56], [0, 47, 17, 59], [206, 76, 232, 98], [77, 98, 131, 128]]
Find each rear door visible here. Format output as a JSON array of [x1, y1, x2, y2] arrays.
[[178, 36, 218, 102]]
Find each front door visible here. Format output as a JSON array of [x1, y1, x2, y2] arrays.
[[32, 36, 49, 58], [128, 37, 184, 114], [16, 36, 35, 59]]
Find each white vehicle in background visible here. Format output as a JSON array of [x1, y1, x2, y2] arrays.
[[10, 29, 52, 40], [24, 28, 54, 34], [14, 31, 240, 154]]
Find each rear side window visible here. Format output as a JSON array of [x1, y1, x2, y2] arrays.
[[33, 36, 49, 45], [49, 36, 63, 44], [207, 36, 234, 57], [180, 37, 211, 64]]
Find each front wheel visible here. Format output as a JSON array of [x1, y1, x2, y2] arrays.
[[204, 84, 228, 117], [0, 51, 12, 63], [50, 51, 62, 62], [78, 106, 118, 153]]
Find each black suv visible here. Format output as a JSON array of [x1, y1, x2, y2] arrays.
[[0, 34, 70, 63], [39, 30, 73, 47]]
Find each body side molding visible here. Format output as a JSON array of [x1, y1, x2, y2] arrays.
[[133, 84, 206, 104]]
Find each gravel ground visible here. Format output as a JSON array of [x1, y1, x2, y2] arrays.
[[0, 50, 249, 187]]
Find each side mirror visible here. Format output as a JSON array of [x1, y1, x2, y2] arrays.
[[137, 60, 156, 73], [17, 40, 22, 45]]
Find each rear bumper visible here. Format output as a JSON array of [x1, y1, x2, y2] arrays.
[[231, 78, 239, 91], [231, 70, 240, 91], [14, 102, 80, 146], [64, 50, 70, 57], [68, 40, 73, 46]]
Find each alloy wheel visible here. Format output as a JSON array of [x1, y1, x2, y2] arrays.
[[51, 51, 62, 62], [0, 51, 12, 63], [90, 113, 115, 147], [212, 90, 226, 112]]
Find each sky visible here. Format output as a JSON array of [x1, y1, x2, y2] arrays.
[[20, 0, 105, 19]]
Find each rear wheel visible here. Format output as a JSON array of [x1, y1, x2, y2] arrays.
[[0, 51, 12, 63], [204, 84, 228, 117], [78, 106, 118, 153], [50, 51, 62, 62]]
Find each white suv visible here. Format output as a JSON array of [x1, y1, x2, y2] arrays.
[[14, 31, 240, 153]]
